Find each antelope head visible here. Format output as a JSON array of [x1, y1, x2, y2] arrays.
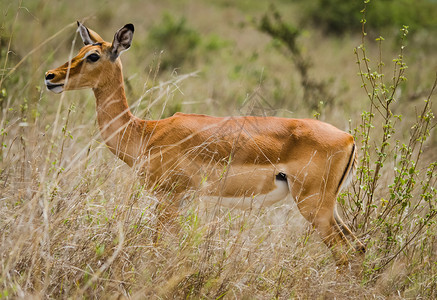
[[45, 22, 134, 94]]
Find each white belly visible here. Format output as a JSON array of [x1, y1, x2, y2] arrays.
[[201, 178, 289, 210]]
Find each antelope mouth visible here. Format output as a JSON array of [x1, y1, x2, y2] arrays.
[[46, 83, 64, 94]]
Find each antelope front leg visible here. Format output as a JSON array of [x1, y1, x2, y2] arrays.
[[153, 192, 183, 243]]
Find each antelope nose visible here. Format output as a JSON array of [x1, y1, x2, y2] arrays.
[[45, 72, 55, 80]]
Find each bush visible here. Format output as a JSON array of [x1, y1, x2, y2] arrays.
[[148, 13, 201, 71], [340, 15, 437, 291], [296, 0, 437, 34], [257, 6, 334, 111]]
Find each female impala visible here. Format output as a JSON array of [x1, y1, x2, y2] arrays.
[[45, 22, 365, 264]]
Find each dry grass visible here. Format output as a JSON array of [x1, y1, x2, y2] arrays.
[[1, 0, 436, 298], [0, 147, 369, 298]]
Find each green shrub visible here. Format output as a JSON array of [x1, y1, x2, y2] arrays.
[[148, 13, 201, 71], [257, 6, 334, 111], [340, 6, 437, 288], [296, 0, 437, 34]]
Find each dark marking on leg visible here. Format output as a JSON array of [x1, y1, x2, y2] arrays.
[[276, 172, 287, 181]]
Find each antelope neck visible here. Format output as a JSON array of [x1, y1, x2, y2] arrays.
[[91, 66, 143, 166], [93, 76, 132, 126]]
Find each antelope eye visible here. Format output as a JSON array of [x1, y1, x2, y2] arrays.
[[87, 53, 100, 62]]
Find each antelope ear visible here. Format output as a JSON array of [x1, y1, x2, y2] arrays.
[[77, 21, 104, 45], [110, 24, 134, 60]]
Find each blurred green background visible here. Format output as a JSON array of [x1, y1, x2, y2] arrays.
[[2, 0, 436, 125]]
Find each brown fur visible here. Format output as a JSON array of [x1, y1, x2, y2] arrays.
[[45, 23, 365, 264]]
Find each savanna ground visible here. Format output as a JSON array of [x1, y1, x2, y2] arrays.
[[1, 0, 436, 298]]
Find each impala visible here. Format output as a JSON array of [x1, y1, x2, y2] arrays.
[[45, 22, 365, 265]]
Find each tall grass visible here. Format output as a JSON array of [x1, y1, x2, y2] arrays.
[[1, 0, 436, 298], [0, 82, 364, 298], [343, 5, 437, 293]]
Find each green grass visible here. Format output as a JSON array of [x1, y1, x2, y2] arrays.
[[1, 0, 436, 298]]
